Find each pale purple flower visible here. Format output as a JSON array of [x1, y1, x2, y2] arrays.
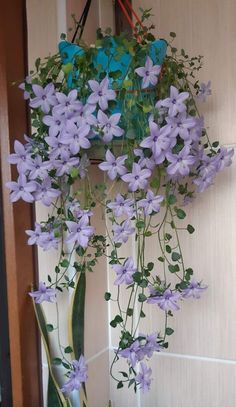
[[197, 81, 211, 102], [182, 279, 207, 299], [193, 173, 215, 193], [53, 89, 82, 118], [112, 257, 136, 285], [159, 86, 189, 117], [140, 121, 173, 164], [8, 140, 33, 173], [54, 151, 80, 176], [43, 112, 67, 137], [121, 163, 151, 192], [45, 135, 70, 159], [134, 149, 156, 171], [34, 177, 61, 206], [166, 146, 196, 177], [141, 333, 162, 358], [26, 222, 43, 245], [215, 146, 234, 172], [30, 83, 57, 113], [87, 76, 116, 110], [28, 156, 51, 180], [60, 121, 91, 154], [6, 174, 37, 203], [119, 340, 141, 367], [29, 281, 57, 304], [61, 356, 88, 394], [147, 288, 181, 311], [38, 230, 61, 251], [112, 219, 135, 243], [189, 116, 204, 142], [65, 218, 95, 248], [98, 150, 127, 180], [77, 103, 97, 125], [97, 110, 124, 142], [135, 56, 161, 89], [19, 76, 31, 100], [135, 362, 152, 393], [166, 112, 196, 141], [198, 153, 219, 178], [138, 190, 164, 215], [107, 193, 134, 217]]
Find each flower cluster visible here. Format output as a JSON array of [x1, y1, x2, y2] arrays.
[[6, 28, 233, 397]]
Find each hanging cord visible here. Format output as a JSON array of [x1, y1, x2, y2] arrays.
[[71, 0, 92, 43]]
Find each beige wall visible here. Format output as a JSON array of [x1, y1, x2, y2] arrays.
[[27, 0, 236, 406]]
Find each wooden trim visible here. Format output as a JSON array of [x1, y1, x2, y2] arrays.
[[0, 1, 41, 406]]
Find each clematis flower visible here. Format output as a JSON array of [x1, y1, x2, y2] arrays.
[[26, 222, 43, 245], [65, 218, 95, 248], [112, 219, 135, 243], [77, 103, 97, 126], [135, 56, 161, 89], [107, 193, 134, 217], [215, 146, 234, 172], [135, 362, 152, 393], [29, 281, 56, 303], [197, 81, 211, 102], [6, 174, 37, 203], [53, 89, 82, 118], [45, 135, 70, 159], [141, 332, 162, 358], [98, 150, 127, 180], [166, 146, 196, 177], [28, 156, 51, 180], [34, 177, 61, 206], [119, 340, 141, 368], [61, 356, 88, 394], [97, 110, 124, 142], [112, 257, 136, 285], [54, 151, 80, 176], [43, 112, 67, 137], [166, 112, 196, 141], [193, 173, 215, 193], [38, 230, 61, 251], [30, 83, 57, 113], [60, 121, 91, 155], [182, 279, 207, 299], [8, 140, 33, 173], [147, 288, 181, 311], [138, 190, 164, 215], [140, 121, 173, 164], [121, 163, 151, 192], [158, 86, 189, 117], [87, 76, 116, 110]]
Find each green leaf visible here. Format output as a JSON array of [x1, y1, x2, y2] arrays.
[[166, 327, 174, 336], [104, 292, 111, 301], [110, 320, 117, 328], [168, 264, 180, 273], [158, 256, 164, 262], [147, 262, 154, 271], [165, 245, 172, 253], [140, 310, 146, 318], [187, 224, 195, 234], [175, 208, 186, 219], [127, 308, 133, 316], [46, 324, 54, 332], [167, 194, 176, 205], [52, 358, 62, 366], [136, 220, 145, 229], [64, 346, 73, 354], [171, 252, 181, 261], [170, 31, 176, 38], [114, 315, 123, 324], [117, 381, 124, 389], [150, 177, 160, 189], [138, 293, 147, 303], [60, 259, 69, 268], [119, 371, 128, 378]]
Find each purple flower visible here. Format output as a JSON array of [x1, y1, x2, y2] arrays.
[[141, 332, 162, 358], [28, 156, 51, 180], [107, 193, 134, 217], [147, 288, 181, 311], [134, 149, 156, 171], [197, 81, 211, 102], [182, 279, 207, 299], [39, 231, 61, 251], [166, 146, 196, 177], [112, 219, 135, 243], [166, 112, 196, 141], [26, 222, 43, 245], [53, 89, 82, 118], [77, 103, 97, 125], [135, 362, 152, 393], [30, 83, 57, 113], [45, 135, 69, 159], [97, 110, 124, 142], [34, 177, 61, 206], [65, 218, 95, 248], [140, 121, 173, 164], [8, 140, 33, 173], [98, 150, 127, 180], [119, 340, 141, 367], [216, 146, 234, 172], [61, 356, 88, 394], [159, 86, 189, 117], [43, 112, 67, 137], [60, 121, 91, 154], [112, 257, 136, 285], [138, 190, 164, 215], [29, 281, 56, 303], [6, 174, 37, 203], [54, 151, 80, 176], [135, 56, 161, 89], [193, 173, 215, 193], [87, 76, 116, 110], [121, 163, 151, 192], [19, 76, 31, 100]]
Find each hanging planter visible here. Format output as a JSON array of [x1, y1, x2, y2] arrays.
[[6, 2, 233, 406]]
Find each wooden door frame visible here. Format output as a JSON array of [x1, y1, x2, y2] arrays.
[[0, 1, 41, 406]]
